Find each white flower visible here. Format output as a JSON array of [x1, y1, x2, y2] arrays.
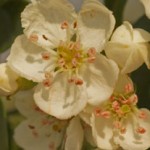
[[140, 0, 150, 19], [13, 90, 94, 150], [7, 0, 119, 119], [81, 75, 150, 150], [0, 63, 19, 95], [105, 21, 150, 74]]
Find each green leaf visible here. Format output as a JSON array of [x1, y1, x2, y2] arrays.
[[0, 100, 9, 150], [104, 0, 127, 27]]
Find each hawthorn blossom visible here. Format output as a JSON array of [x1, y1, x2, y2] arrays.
[[13, 90, 94, 150], [7, 0, 119, 119], [105, 21, 150, 74], [140, 0, 150, 19], [81, 75, 150, 150], [0, 63, 19, 95]]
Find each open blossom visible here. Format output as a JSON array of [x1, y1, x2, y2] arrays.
[[0, 63, 19, 96], [105, 21, 150, 74], [7, 0, 119, 119], [140, 0, 150, 19], [13, 90, 94, 150], [81, 75, 150, 150]]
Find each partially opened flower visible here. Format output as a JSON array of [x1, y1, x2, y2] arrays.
[[0, 63, 19, 96], [140, 0, 150, 19], [7, 0, 119, 119], [13, 90, 93, 150], [81, 75, 150, 150], [105, 21, 150, 74]]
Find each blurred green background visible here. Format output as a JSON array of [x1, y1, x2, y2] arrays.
[[0, 0, 150, 149]]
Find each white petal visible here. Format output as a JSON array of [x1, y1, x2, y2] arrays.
[[91, 114, 116, 150], [77, 0, 115, 52], [140, 0, 150, 18], [133, 28, 150, 43], [14, 90, 44, 118], [121, 44, 144, 73], [14, 117, 66, 150], [34, 73, 87, 119], [110, 21, 133, 44], [65, 117, 84, 150], [21, 0, 76, 49], [0, 63, 19, 95], [105, 43, 144, 74], [115, 109, 150, 150], [82, 54, 119, 105], [7, 35, 53, 82]]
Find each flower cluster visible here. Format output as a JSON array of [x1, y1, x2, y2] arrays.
[[1, 0, 150, 150]]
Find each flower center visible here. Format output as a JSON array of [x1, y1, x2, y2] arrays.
[[94, 83, 147, 135], [57, 41, 86, 71]]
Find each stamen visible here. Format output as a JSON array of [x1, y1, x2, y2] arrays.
[[41, 51, 50, 60], [88, 47, 96, 56], [112, 101, 120, 111], [100, 111, 111, 119], [29, 34, 38, 42], [58, 58, 65, 67], [75, 78, 83, 85], [128, 94, 138, 105], [88, 56, 96, 63], [61, 21, 69, 29], [120, 127, 126, 134], [43, 79, 51, 87], [72, 58, 77, 67], [138, 111, 147, 119], [94, 108, 101, 117], [113, 121, 121, 129], [124, 83, 133, 93], [136, 127, 146, 134]]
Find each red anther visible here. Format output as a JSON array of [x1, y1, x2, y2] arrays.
[[68, 78, 75, 83], [129, 94, 138, 105], [136, 127, 146, 134], [61, 21, 69, 29], [29, 34, 38, 42], [88, 47, 96, 56], [88, 56, 96, 63], [124, 83, 133, 93], [112, 101, 120, 111], [43, 79, 51, 87], [138, 111, 147, 119], [113, 121, 121, 129], [100, 111, 110, 119], [58, 58, 65, 67], [75, 78, 83, 85], [94, 108, 101, 117], [120, 127, 126, 134], [41, 51, 50, 60]]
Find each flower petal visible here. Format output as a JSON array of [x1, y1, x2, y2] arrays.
[[114, 109, 150, 150], [0, 63, 19, 95], [140, 0, 150, 18], [77, 0, 115, 52], [7, 35, 53, 82], [91, 114, 116, 150], [21, 0, 76, 49], [34, 73, 87, 119], [82, 54, 119, 105], [65, 117, 84, 150], [14, 89, 44, 118], [14, 117, 66, 150], [110, 21, 133, 44]]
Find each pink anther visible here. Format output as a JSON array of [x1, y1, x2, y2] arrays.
[[43, 79, 51, 87], [136, 127, 146, 134], [100, 111, 111, 119], [29, 34, 38, 42], [61, 21, 69, 29], [94, 108, 101, 117], [75, 78, 83, 85], [41, 51, 50, 60], [124, 83, 133, 93]]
